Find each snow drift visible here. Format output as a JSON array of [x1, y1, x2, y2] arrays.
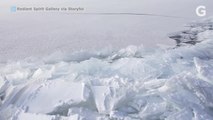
[[0, 18, 213, 120]]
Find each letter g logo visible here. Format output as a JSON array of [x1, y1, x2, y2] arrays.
[[196, 6, 206, 17]]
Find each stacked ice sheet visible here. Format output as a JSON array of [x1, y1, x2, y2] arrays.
[[0, 19, 213, 120]]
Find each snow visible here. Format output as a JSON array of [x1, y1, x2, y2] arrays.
[[0, 18, 213, 119], [1, 0, 213, 61], [1, 0, 213, 119], [16, 81, 88, 114]]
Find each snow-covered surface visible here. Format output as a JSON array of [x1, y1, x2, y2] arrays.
[[1, 0, 213, 61], [0, 18, 213, 119]]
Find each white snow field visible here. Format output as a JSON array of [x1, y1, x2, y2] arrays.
[[0, 18, 213, 120], [1, 0, 213, 61]]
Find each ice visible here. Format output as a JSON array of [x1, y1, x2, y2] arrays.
[[91, 86, 111, 114], [0, 18, 213, 119], [0, 77, 6, 98], [0, 105, 21, 120], [20, 81, 88, 114], [32, 67, 55, 80], [194, 57, 213, 85], [168, 18, 213, 46], [16, 112, 80, 120], [16, 112, 56, 120], [91, 86, 129, 115], [165, 108, 194, 120]]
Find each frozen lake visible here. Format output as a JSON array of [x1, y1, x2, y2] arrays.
[[1, 1, 213, 119], [0, 0, 213, 61]]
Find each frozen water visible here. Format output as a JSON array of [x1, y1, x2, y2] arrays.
[[0, 19, 213, 120], [1, 0, 213, 62]]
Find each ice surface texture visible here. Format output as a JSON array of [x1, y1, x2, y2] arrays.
[[168, 18, 213, 47], [0, 18, 213, 120]]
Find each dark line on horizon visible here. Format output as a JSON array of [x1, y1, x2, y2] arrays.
[[65, 12, 187, 19]]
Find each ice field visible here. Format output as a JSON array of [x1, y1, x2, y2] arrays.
[[0, 18, 213, 120], [1, 0, 213, 119], [1, 0, 213, 61]]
